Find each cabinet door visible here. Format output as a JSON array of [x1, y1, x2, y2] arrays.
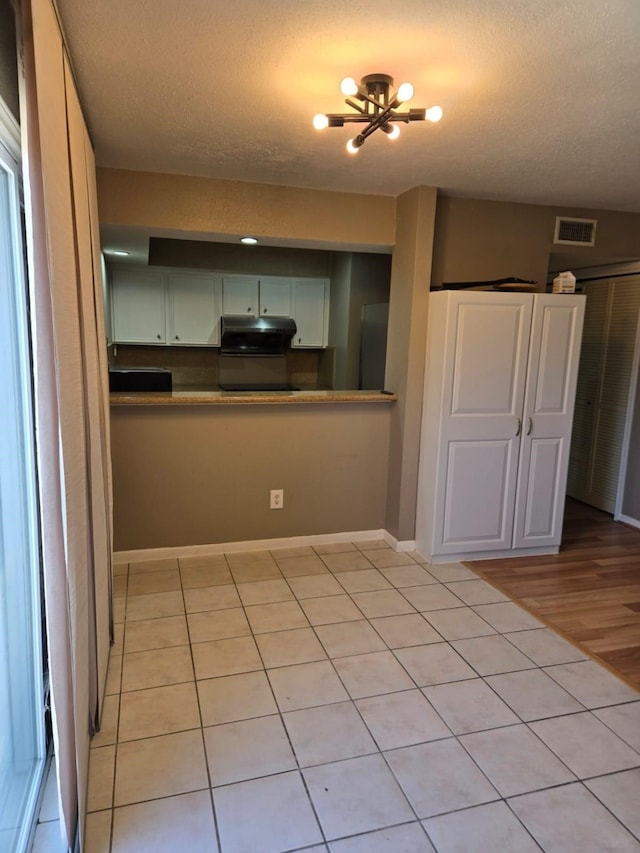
[[432, 292, 533, 555], [168, 272, 221, 345], [291, 278, 329, 347], [222, 276, 259, 316], [259, 277, 291, 317], [513, 295, 585, 547], [111, 267, 166, 344]]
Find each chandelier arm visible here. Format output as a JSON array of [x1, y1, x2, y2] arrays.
[[353, 89, 396, 112], [344, 98, 368, 115], [365, 104, 396, 130], [325, 114, 372, 124]]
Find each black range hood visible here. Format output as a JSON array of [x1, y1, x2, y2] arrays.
[[220, 315, 297, 356]]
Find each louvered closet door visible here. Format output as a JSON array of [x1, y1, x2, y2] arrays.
[[513, 295, 585, 547], [568, 277, 640, 513], [587, 278, 640, 511], [433, 293, 532, 554], [567, 282, 608, 500]]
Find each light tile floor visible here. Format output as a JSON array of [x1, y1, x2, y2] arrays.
[[41, 541, 640, 852]]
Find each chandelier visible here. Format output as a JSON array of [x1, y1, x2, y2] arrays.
[[313, 73, 443, 153]]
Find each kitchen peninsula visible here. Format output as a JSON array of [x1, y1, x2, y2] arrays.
[[110, 389, 395, 405], [110, 388, 397, 554]]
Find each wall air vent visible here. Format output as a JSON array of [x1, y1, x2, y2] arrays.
[[554, 216, 597, 246]]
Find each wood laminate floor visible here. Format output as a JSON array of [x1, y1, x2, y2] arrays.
[[468, 499, 640, 690]]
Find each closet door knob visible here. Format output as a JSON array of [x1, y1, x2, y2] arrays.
[[515, 417, 522, 436], [526, 417, 533, 435]]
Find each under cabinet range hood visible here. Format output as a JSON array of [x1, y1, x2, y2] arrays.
[[220, 316, 297, 356]]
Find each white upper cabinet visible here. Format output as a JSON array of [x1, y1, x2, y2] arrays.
[[259, 277, 292, 317], [221, 276, 259, 316], [416, 290, 585, 563], [111, 267, 166, 344], [221, 276, 293, 318], [291, 278, 330, 348], [110, 267, 330, 348], [168, 271, 222, 346]]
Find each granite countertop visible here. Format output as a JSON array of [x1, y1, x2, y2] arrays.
[[110, 389, 397, 406]]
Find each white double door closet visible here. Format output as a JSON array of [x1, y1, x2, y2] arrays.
[[416, 290, 585, 563]]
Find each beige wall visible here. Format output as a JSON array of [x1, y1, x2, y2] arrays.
[[385, 185, 438, 541], [110, 403, 392, 551], [97, 168, 396, 251], [431, 196, 640, 290]]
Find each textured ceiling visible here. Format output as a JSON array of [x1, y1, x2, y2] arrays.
[[56, 0, 640, 213]]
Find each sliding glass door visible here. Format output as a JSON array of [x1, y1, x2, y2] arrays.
[[0, 130, 46, 851]]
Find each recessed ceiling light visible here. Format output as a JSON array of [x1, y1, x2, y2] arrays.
[[240, 236, 258, 245], [109, 250, 130, 256]]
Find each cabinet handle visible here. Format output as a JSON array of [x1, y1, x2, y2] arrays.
[[247, 307, 252, 312], [526, 416, 533, 435], [175, 335, 180, 341], [515, 417, 521, 436], [156, 334, 161, 340], [263, 308, 268, 314]]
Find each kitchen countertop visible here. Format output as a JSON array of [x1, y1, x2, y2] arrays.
[[110, 389, 397, 406]]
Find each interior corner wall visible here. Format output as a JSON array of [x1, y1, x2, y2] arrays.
[[384, 185, 438, 542]]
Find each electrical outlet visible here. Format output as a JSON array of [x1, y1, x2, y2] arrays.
[[270, 488, 284, 510]]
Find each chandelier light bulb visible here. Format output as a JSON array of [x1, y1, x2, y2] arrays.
[[313, 113, 329, 130], [425, 105, 443, 123], [386, 124, 401, 139], [340, 77, 359, 97], [346, 138, 361, 154], [396, 82, 414, 103]]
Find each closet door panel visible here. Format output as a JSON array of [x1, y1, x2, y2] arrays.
[[441, 439, 516, 550], [431, 293, 532, 556], [450, 301, 530, 416], [517, 437, 563, 539], [513, 295, 585, 548]]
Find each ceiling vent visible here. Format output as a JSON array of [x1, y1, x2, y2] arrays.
[[554, 216, 597, 246]]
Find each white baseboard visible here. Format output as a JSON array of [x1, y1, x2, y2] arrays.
[[115, 528, 396, 564], [382, 532, 416, 553], [425, 545, 559, 564], [618, 513, 640, 530]]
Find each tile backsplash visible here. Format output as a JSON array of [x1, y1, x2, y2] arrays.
[[108, 345, 330, 389]]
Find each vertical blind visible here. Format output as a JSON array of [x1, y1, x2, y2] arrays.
[[20, 0, 113, 847]]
